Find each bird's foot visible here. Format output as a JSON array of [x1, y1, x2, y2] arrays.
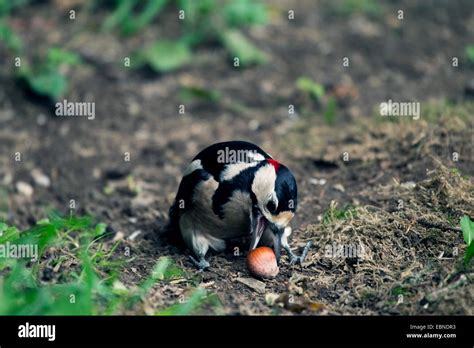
[[288, 241, 313, 266], [189, 256, 210, 271]]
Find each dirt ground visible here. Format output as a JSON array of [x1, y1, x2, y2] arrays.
[[0, 0, 473, 315]]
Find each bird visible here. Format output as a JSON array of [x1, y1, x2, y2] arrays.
[[167, 140, 312, 270]]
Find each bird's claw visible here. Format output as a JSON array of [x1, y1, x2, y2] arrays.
[[189, 256, 210, 271], [289, 241, 313, 266], [289, 255, 300, 266]]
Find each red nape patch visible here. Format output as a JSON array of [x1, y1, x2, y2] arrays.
[[267, 158, 280, 171]]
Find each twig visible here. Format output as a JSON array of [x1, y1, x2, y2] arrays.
[[416, 218, 461, 233]]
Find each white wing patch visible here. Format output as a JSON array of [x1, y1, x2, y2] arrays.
[[183, 159, 203, 176], [220, 161, 260, 181], [246, 152, 266, 162], [251, 164, 276, 207]]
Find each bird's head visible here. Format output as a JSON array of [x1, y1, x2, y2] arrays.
[[249, 158, 297, 263]]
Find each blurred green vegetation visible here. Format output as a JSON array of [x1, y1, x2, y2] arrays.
[[296, 77, 338, 126], [0, 0, 28, 52], [460, 215, 474, 265], [179, 85, 222, 103], [18, 48, 81, 100], [0, 0, 269, 100], [296, 77, 325, 101], [325, 0, 382, 17], [0, 19, 21, 51], [0, 0, 80, 99], [103, 0, 169, 35], [130, 0, 268, 72], [466, 45, 474, 65], [0, 212, 221, 315], [322, 203, 357, 225]]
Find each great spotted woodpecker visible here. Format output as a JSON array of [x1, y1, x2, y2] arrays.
[[168, 141, 311, 270]]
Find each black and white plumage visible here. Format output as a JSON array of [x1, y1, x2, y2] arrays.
[[168, 140, 311, 270]]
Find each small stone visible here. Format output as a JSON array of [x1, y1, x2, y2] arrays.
[[401, 181, 416, 189], [249, 119, 260, 131], [31, 169, 51, 187], [265, 293, 280, 306], [128, 230, 142, 241], [112, 231, 125, 242], [2, 173, 13, 185], [37, 114, 47, 126], [310, 178, 326, 186], [16, 181, 34, 197]]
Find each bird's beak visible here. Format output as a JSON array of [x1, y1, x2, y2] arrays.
[[249, 207, 267, 250], [271, 224, 283, 265]]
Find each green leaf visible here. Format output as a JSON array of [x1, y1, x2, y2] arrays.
[[330, 0, 382, 17], [324, 96, 337, 126], [138, 40, 192, 72], [179, 86, 221, 103], [224, 0, 267, 27], [122, 0, 168, 35], [466, 45, 474, 65], [460, 215, 474, 265], [16, 48, 79, 100], [17, 224, 58, 254], [46, 48, 81, 68], [94, 223, 107, 237], [460, 215, 474, 245], [296, 77, 325, 100], [220, 29, 267, 66], [47, 211, 93, 231], [103, 0, 134, 32], [465, 242, 474, 264], [178, 0, 216, 27], [0, 224, 20, 243], [0, 20, 22, 51], [22, 70, 66, 99], [150, 256, 176, 281]]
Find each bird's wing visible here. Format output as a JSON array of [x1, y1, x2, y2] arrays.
[[190, 141, 270, 219], [192, 140, 271, 183], [168, 165, 211, 231]]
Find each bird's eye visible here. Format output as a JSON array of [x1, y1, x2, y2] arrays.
[[266, 200, 277, 214]]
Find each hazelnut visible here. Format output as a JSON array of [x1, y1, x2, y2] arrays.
[[246, 246, 279, 279]]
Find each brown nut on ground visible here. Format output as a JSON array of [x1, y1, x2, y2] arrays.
[[246, 246, 279, 278]]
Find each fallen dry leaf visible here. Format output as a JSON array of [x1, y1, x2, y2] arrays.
[[236, 277, 266, 294]]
